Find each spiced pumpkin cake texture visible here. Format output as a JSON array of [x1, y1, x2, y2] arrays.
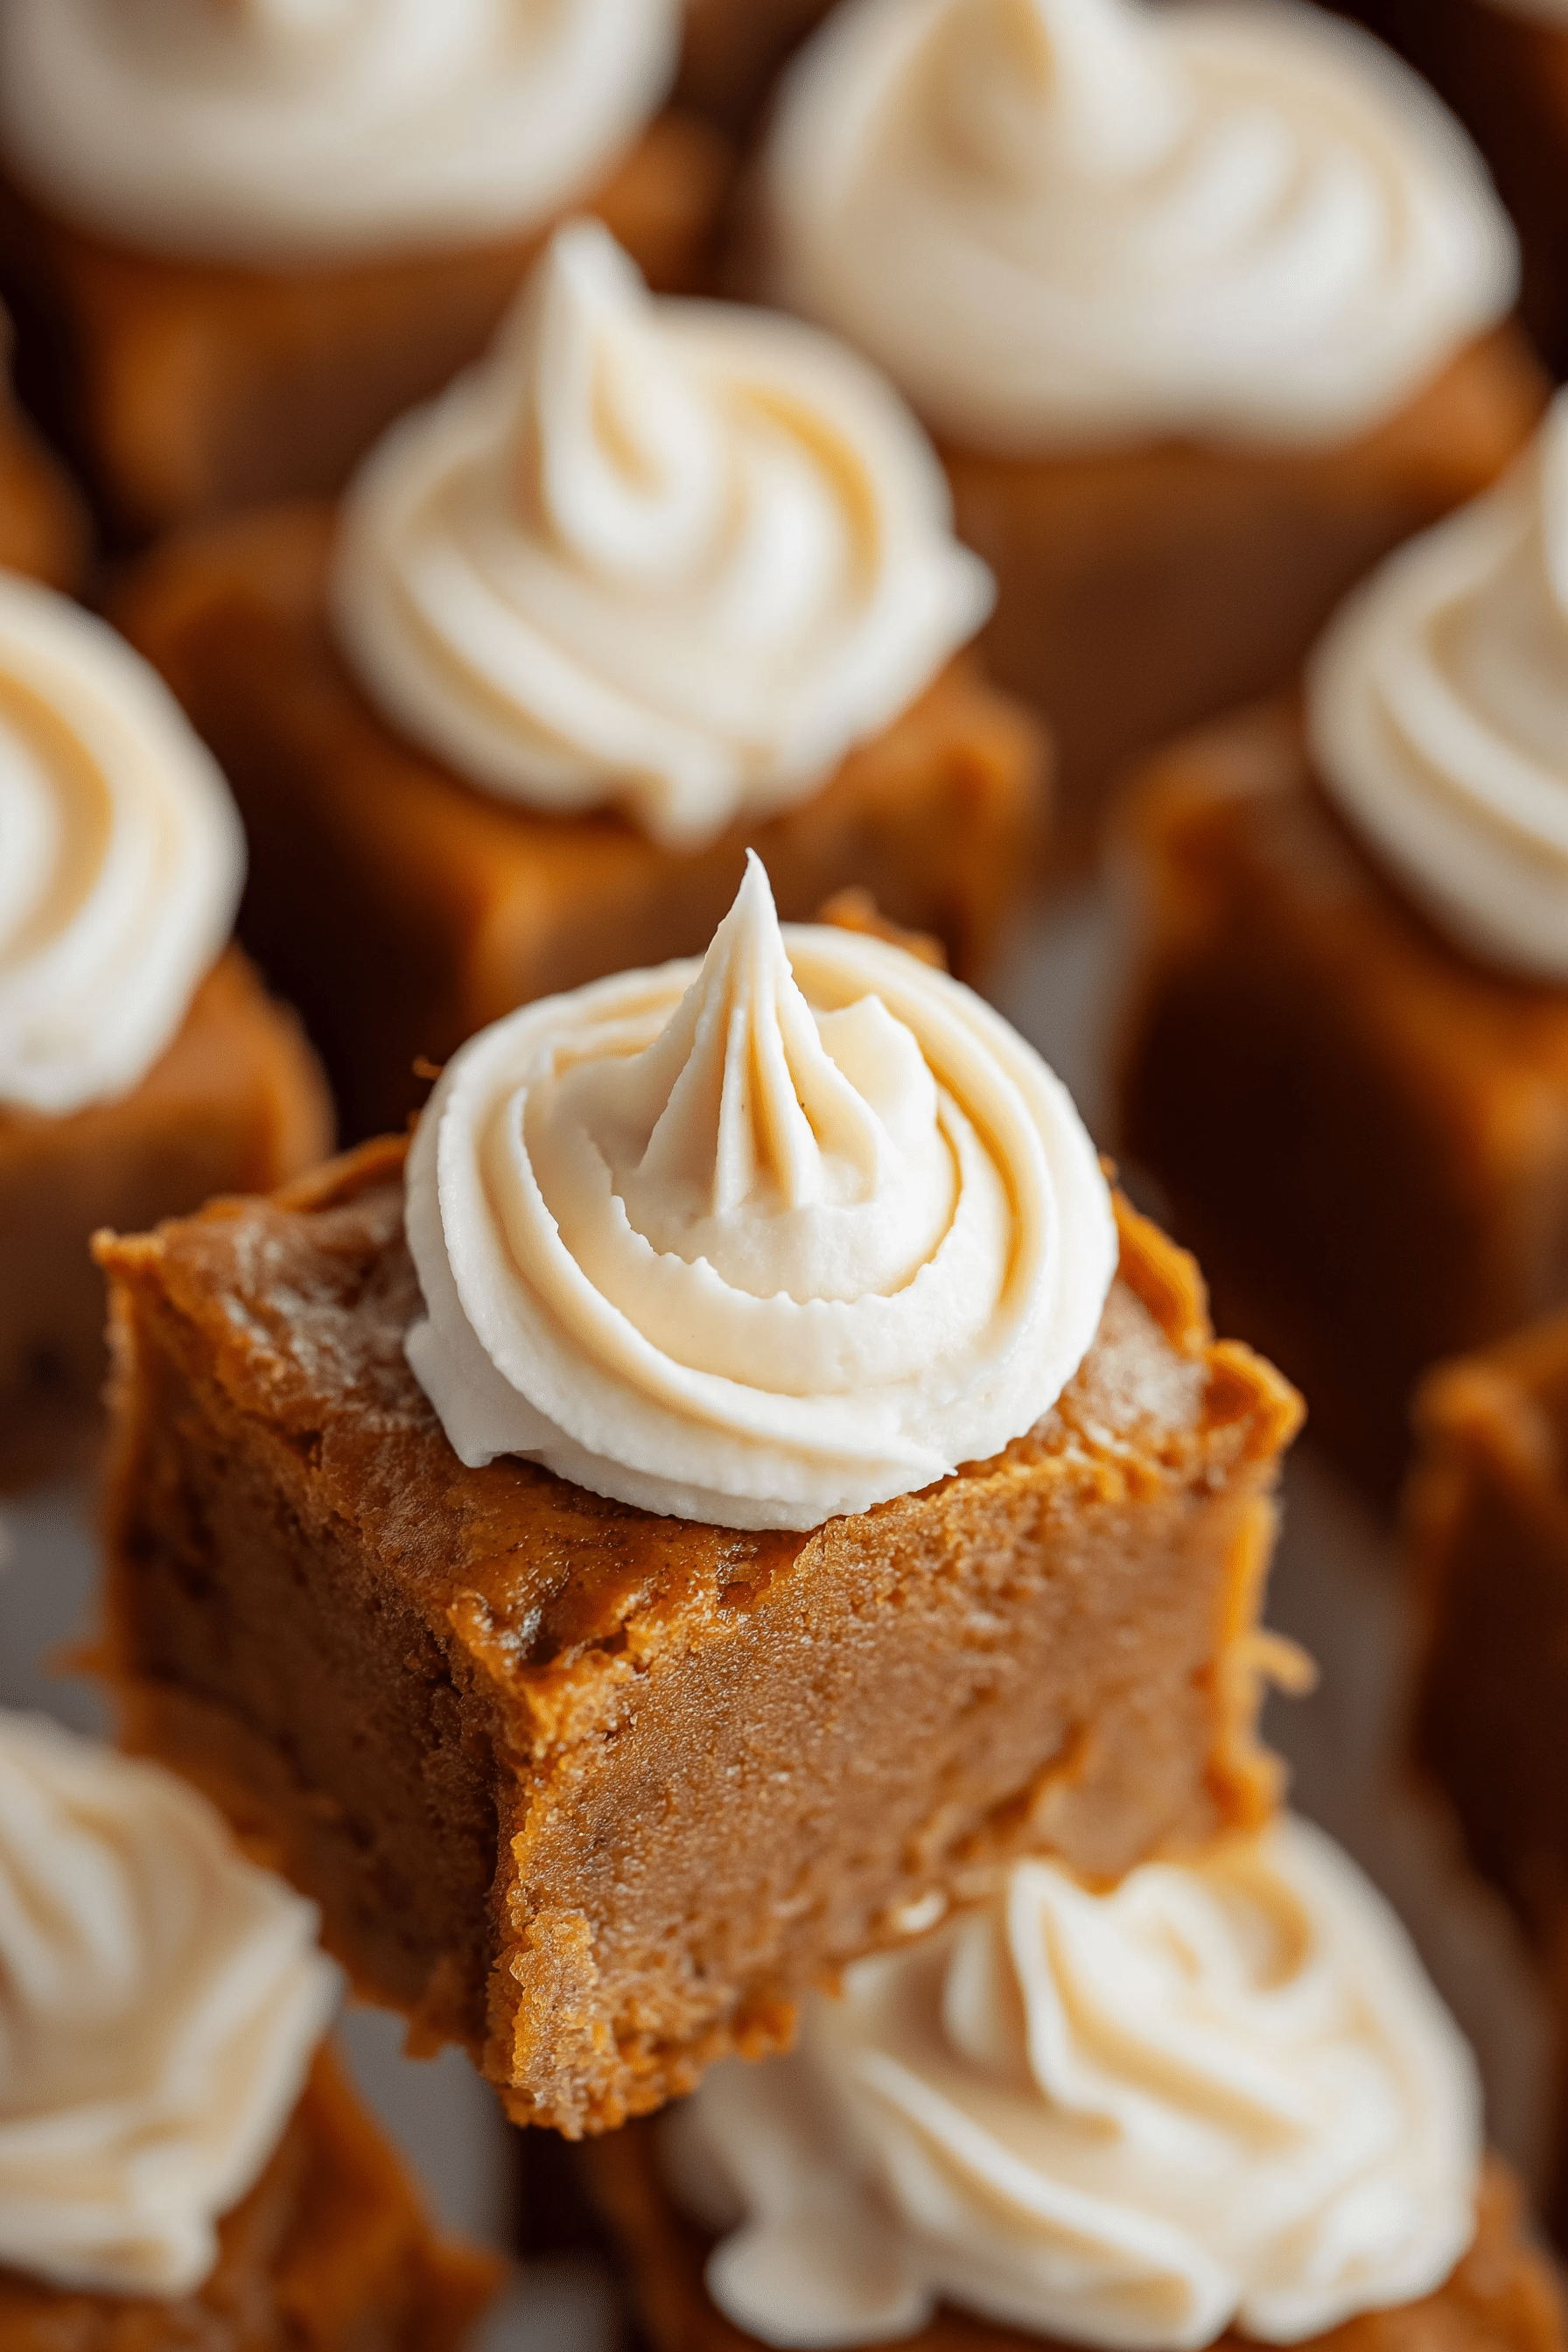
[[1114, 392, 1568, 1498], [750, 0, 1544, 852], [0, 1710, 498, 2352], [0, 568, 331, 1493], [587, 1823, 1566, 2352], [0, 0, 728, 536], [97, 862, 1301, 2138], [115, 220, 1045, 1142]]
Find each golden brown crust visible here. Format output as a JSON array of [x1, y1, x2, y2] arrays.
[[1112, 694, 1568, 1497], [111, 503, 1050, 1139], [0, 2047, 500, 2352], [0, 113, 732, 536], [97, 1138, 1299, 2133], [0, 945, 332, 1494], [584, 2124, 1566, 2352]]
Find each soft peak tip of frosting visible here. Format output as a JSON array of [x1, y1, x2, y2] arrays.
[[503, 218, 728, 586], [503, 215, 653, 408], [942, 0, 1187, 178], [623, 852, 892, 1223]]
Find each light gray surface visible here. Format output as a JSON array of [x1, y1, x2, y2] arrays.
[[0, 879, 1551, 2348]]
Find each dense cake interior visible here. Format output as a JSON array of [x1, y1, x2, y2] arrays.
[[102, 1141, 1298, 2132]]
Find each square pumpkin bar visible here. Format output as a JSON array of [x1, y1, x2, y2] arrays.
[[0, 2049, 498, 2352], [586, 2131, 1564, 2352], [0, 113, 728, 540], [1409, 1309, 1568, 1946], [115, 506, 1046, 1142], [98, 1138, 1301, 2137], [1, 947, 331, 1493], [945, 327, 1545, 859], [1112, 697, 1568, 1500], [1406, 1316, 1568, 2240]]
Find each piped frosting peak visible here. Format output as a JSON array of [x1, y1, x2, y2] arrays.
[[333, 221, 994, 850], [556, 857, 955, 1308], [936, 0, 1188, 182], [403, 858, 1116, 1529]]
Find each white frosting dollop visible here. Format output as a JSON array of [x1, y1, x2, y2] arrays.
[[0, 0, 680, 268], [0, 1712, 340, 2300], [334, 220, 993, 851], [404, 855, 1116, 1530], [0, 570, 246, 1119], [1307, 390, 1568, 982], [667, 1816, 1482, 2351], [757, 0, 1518, 455]]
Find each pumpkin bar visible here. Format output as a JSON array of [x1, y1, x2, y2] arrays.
[[585, 2130, 1564, 2352], [97, 1138, 1301, 2137], [0, 112, 728, 539], [1406, 1310, 1568, 2235], [1, 946, 331, 1493], [944, 326, 1545, 860], [0, 2048, 499, 2352], [1111, 696, 1568, 1499], [114, 505, 1046, 1141]]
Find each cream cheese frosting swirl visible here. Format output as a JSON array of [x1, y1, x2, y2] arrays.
[[666, 1816, 1482, 2350], [404, 856, 1116, 1529], [1308, 391, 1568, 982], [0, 0, 680, 269], [332, 220, 994, 851], [0, 571, 245, 1118], [757, 0, 1518, 455], [0, 1712, 340, 2300]]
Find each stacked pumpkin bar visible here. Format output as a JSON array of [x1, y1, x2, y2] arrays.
[[0, 1708, 499, 2350], [96, 873, 1299, 2134], [91, 860, 1567, 2352]]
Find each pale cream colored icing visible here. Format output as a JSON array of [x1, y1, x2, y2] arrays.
[[0, 570, 245, 1117], [333, 220, 994, 850], [758, 0, 1518, 455], [0, 0, 680, 266], [1308, 390, 1568, 981], [403, 855, 1116, 1530], [667, 1818, 1481, 2349], [0, 1712, 340, 2299]]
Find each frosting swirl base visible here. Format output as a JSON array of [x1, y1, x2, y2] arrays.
[[405, 858, 1115, 1528], [666, 1819, 1481, 2351]]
